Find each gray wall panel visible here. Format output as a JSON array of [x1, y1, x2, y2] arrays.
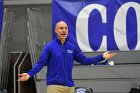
[[4, 0, 52, 5], [73, 65, 140, 79], [8, 5, 52, 52], [83, 51, 140, 64]]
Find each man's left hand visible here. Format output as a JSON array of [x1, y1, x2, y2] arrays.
[[103, 51, 116, 59]]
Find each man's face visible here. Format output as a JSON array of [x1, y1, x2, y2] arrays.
[[55, 21, 68, 40]]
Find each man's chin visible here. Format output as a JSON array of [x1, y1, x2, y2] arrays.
[[61, 36, 67, 39]]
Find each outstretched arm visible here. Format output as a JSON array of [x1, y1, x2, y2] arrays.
[[74, 48, 116, 65], [17, 44, 50, 81]]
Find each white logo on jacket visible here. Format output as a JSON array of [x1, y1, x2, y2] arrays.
[[67, 50, 73, 54]]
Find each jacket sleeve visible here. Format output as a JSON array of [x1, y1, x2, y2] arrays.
[[27, 45, 50, 77], [74, 47, 105, 65]]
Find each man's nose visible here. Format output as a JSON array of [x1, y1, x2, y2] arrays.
[[62, 29, 66, 32]]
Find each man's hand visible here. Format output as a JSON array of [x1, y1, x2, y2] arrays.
[[103, 51, 116, 59], [17, 73, 30, 81]]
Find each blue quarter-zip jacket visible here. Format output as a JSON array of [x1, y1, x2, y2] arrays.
[[27, 38, 105, 87]]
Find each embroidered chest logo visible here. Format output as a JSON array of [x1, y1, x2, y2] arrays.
[[67, 50, 73, 54]]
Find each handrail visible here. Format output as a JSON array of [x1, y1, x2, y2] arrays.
[[13, 52, 25, 93], [18, 53, 28, 93]]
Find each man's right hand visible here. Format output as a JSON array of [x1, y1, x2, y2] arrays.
[[17, 73, 30, 81]]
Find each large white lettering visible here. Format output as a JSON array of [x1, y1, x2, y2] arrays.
[[76, 4, 107, 52], [76, 2, 140, 51], [114, 2, 140, 50]]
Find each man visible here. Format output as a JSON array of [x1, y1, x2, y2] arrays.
[[18, 21, 116, 93]]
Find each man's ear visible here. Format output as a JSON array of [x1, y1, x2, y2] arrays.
[[55, 29, 57, 33]]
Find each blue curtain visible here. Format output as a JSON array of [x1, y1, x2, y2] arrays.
[[0, 0, 3, 39]]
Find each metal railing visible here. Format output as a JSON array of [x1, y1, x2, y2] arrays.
[[0, 8, 15, 89], [27, 8, 44, 66], [13, 52, 25, 93]]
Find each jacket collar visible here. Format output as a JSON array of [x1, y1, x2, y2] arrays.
[[56, 38, 68, 45]]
